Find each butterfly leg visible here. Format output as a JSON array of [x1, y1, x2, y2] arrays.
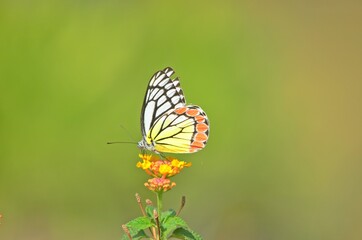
[[140, 149, 146, 156], [159, 152, 168, 160]]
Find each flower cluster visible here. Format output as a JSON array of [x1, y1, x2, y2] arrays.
[[144, 178, 176, 192], [136, 154, 192, 192]]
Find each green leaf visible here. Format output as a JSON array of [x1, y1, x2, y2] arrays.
[[163, 216, 188, 230], [145, 205, 156, 218], [121, 230, 149, 240], [160, 209, 177, 223], [121, 234, 129, 240], [126, 216, 154, 232], [171, 227, 203, 240], [124, 216, 155, 239], [161, 216, 203, 240]]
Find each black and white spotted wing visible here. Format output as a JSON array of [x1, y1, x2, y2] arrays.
[[140, 67, 186, 137]]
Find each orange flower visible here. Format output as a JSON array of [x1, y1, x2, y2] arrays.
[[136, 154, 191, 178], [144, 178, 176, 192], [136, 154, 192, 192]]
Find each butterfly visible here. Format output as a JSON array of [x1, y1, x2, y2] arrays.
[[137, 67, 209, 154]]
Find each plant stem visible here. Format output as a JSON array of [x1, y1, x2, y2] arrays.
[[156, 191, 163, 218], [156, 191, 163, 239]]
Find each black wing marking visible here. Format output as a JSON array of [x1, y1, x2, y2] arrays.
[[140, 67, 186, 136]]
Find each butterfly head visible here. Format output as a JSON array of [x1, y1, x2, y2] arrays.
[[137, 139, 157, 153]]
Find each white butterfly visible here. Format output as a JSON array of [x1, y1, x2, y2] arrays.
[[137, 67, 209, 154]]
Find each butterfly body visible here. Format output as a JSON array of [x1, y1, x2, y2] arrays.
[[138, 67, 209, 154]]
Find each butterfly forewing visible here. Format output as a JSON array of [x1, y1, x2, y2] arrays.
[[141, 67, 186, 137]]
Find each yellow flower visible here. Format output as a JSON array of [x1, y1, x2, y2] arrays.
[[138, 153, 159, 162], [137, 154, 192, 190], [171, 159, 192, 168], [159, 164, 172, 175], [136, 159, 151, 170]]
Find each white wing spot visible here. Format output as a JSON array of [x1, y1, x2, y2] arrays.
[[149, 75, 156, 85], [154, 89, 164, 100], [166, 114, 178, 124], [157, 95, 167, 106], [153, 73, 165, 86], [165, 83, 173, 90], [171, 96, 180, 104], [156, 102, 172, 117], [149, 88, 159, 99], [162, 114, 177, 128], [166, 89, 176, 98], [173, 115, 188, 125], [144, 101, 155, 133], [173, 80, 179, 87], [164, 68, 174, 77], [146, 89, 150, 100], [159, 79, 169, 87], [174, 102, 185, 109], [177, 118, 194, 127]]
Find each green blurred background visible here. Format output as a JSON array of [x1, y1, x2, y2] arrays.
[[1, 1, 361, 239]]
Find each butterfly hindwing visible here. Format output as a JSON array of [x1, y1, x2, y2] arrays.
[[147, 105, 209, 153], [141, 67, 186, 137]]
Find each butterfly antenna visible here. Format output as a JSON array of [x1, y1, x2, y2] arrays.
[[107, 123, 139, 145], [107, 141, 137, 144], [119, 123, 138, 142]]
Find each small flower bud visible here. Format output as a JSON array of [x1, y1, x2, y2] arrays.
[[121, 224, 132, 240], [153, 209, 158, 219], [145, 178, 176, 192], [135, 193, 141, 203]]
